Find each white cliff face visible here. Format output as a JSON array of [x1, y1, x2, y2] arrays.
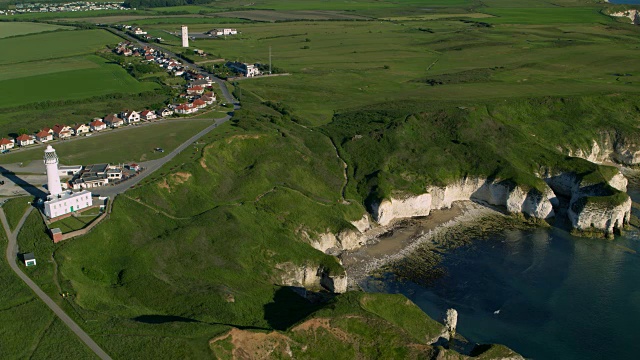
[[544, 170, 631, 236], [569, 196, 632, 236], [350, 214, 371, 233], [610, 10, 640, 24], [565, 136, 640, 166], [275, 262, 347, 293], [372, 177, 555, 227], [309, 232, 339, 253]]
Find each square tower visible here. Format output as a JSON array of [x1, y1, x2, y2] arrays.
[[181, 25, 189, 48]]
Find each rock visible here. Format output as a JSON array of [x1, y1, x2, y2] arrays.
[[337, 229, 363, 250], [309, 232, 339, 253], [350, 214, 371, 233], [275, 262, 347, 294], [610, 10, 640, 25], [372, 193, 431, 226], [445, 308, 458, 337]]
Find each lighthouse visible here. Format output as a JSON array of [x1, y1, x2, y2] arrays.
[[42, 145, 92, 219], [44, 145, 63, 198]]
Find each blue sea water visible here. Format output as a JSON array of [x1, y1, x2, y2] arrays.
[[608, 0, 640, 4], [365, 187, 640, 359]]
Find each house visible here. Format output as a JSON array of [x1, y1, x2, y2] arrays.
[[90, 119, 107, 132], [15, 134, 35, 146], [133, 27, 147, 35], [103, 114, 124, 128], [145, 55, 154, 61], [193, 99, 206, 109], [186, 86, 204, 95], [226, 61, 260, 77], [157, 108, 173, 117], [23, 253, 36, 267], [52, 124, 72, 139], [175, 103, 197, 115], [129, 163, 141, 171], [190, 79, 212, 87], [202, 92, 216, 105], [121, 110, 140, 124], [41, 127, 54, 135], [0, 138, 15, 151], [35, 130, 53, 143], [207, 28, 238, 36], [72, 123, 90, 136], [140, 110, 156, 120]]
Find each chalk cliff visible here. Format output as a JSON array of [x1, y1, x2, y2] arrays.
[[564, 134, 640, 166], [370, 171, 631, 237], [275, 262, 348, 293], [371, 177, 555, 227], [610, 10, 640, 25]]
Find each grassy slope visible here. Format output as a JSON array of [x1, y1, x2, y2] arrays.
[[2, 196, 32, 231], [0, 212, 96, 359], [323, 94, 637, 203]]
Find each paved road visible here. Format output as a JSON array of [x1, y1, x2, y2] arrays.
[[0, 207, 112, 360]]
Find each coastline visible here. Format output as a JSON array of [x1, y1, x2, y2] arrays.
[[342, 201, 506, 288]]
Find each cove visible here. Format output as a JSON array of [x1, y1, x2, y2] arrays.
[[363, 185, 640, 359]]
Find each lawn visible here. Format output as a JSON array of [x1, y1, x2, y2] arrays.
[[1, 196, 32, 231], [1, 120, 213, 165], [49, 212, 101, 233], [0, 55, 159, 108], [480, 7, 613, 24], [0, 29, 121, 65], [0, 22, 72, 38]]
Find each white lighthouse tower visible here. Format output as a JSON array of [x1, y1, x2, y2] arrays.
[[42, 145, 92, 219], [44, 145, 63, 198], [181, 25, 189, 48]]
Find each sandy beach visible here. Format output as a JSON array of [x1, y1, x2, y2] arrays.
[[341, 201, 505, 288]]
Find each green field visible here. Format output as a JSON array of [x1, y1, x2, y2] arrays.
[[49, 212, 101, 233], [1, 196, 32, 231], [0, 22, 72, 38], [0, 55, 158, 108], [0, 213, 96, 359], [2, 120, 212, 165], [0, 29, 121, 65]]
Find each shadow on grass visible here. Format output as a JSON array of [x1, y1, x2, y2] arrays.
[[263, 286, 324, 331]]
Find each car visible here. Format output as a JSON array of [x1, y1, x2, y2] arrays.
[[155, 148, 165, 152], [1, 149, 10, 154]]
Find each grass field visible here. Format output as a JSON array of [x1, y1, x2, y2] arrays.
[[1, 196, 32, 231], [0, 55, 159, 108], [50, 212, 101, 233], [0, 22, 71, 38], [0, 213, 97, 360], [1, 120, 212, 165], [0, 29, 121, 65]]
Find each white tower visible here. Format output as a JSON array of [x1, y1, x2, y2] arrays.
[[181, 25, 189, 48], [44, 145, 63, 198]]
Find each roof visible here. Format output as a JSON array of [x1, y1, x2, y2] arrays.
[[42, 127, 52, 132], [73, 123, 88, 130], [90, 120, 105, 127], [193, 99, 205, 106], [36, 130, 51, 138], [16, 134, 31, 141], [50, 228, 62, 235], [52, 124, 67, 132], [104, 114, 119, 122], [188, 85, 203, 91], [24, 252, 35, 260], [0, 138, 12, 145], [140, 110, 153, 116]]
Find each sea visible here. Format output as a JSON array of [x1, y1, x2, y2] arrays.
[[608, 0, 640, 4], [363, 184, 640, 359]]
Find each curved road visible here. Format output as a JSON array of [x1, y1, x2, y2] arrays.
[[0, 207, 112, 360]]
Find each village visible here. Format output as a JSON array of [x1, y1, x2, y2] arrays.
[[0, 1, 129, 16], [0, 41, 223, 154]]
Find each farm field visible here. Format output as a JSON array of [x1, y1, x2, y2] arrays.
[[0, 22, 72, 38], [0, 55, 158, 108], [0, 29, 121, 65], [157, 17, 640, 125], [1, 120, 212, 165]]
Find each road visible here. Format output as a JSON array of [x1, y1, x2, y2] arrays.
[[0, 207, 112, 360]]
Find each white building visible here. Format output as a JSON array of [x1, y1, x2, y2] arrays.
[[42, 145, 93, 219], [181, 25, 189, 48]]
